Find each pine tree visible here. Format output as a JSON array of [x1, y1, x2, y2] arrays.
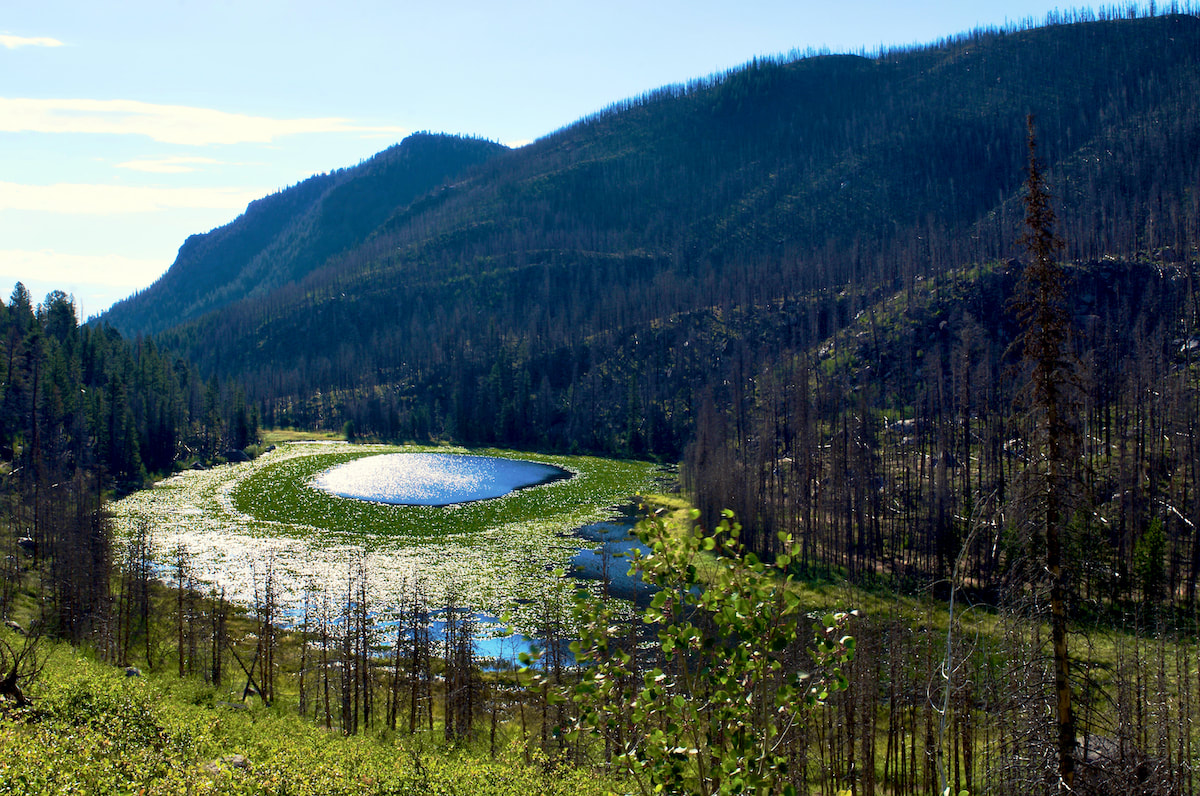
[[1012, 114, 1079, 791]]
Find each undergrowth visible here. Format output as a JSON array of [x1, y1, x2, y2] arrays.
[[0, 640, 613, 796]]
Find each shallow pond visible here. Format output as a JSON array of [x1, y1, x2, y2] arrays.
[[568, 521, 653, 601], [313, 452, 570, 506], [110, 442, 664, 652]]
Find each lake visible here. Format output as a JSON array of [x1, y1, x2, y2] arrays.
[[312, 452, 571, 506], [109, 442, 664, 653], [568, 520, 653, 600]]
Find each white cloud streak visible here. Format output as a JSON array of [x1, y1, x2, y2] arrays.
[[0, 249, 165, 287], [0, 181, 264, 214], [116, 155, 228, 174], [0, 34, 64, 49], [0, 97, 406, 146]]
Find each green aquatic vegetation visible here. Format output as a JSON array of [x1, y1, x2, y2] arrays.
[[232, 444, 652, 543], [109, 442, 663, 631]]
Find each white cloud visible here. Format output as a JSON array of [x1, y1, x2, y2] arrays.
[[0, 181, 264, 214], [0, 34, 64, 49], [116, 155, 228, 174], [0, 97, 407, 146], [0, 249, 165, 288]]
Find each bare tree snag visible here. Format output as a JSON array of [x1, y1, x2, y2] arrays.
[[1014, 113, 1077, 792]]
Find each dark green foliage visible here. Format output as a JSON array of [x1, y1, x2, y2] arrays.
[[1133, 517, 1166, 607], [80, 13, 1200, 620], [0, 287, 254, 643]]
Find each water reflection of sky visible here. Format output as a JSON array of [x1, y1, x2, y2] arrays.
[[111, 444, 659, 665], [312, 453, 570, 506], [374, 611, 569, 668], [569, 521, 654, 599]]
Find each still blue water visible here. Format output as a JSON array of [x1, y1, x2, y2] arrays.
[[312, 452, 570, 506], [568, 521, 653, 600], [305, 453, 650, 664]]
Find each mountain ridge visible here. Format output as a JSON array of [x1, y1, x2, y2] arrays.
[[100, 14, 1200, 465], [103, 133, 508, 335]]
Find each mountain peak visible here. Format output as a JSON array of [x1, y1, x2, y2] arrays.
[[101, 133, 507, 336]]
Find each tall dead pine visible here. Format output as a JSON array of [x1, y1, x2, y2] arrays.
[[1012, 113, 1079, 792]]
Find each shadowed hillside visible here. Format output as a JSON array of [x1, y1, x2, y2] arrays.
[[100, 14, 1200, 466], [20, 11, 1200, 793], [103, 133, 508, 335]]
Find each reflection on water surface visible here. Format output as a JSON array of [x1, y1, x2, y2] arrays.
[[109, 443, 661, 654], [312, 452, 571, 506]]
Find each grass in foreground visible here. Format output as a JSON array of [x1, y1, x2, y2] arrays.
[[0, 635, 613, 796]]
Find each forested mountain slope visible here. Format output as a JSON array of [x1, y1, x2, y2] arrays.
[[102, 13, 1200, 470], [49, 14, 1200, 791], [103, 134, 508, 335]]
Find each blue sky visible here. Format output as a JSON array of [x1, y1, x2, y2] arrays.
[[2, 1, 1119, 319]]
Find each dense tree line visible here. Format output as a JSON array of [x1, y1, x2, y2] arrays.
[[91, 17, 1200, 635], [0, 284, 255, 643], [0, 10, 1197, 795]]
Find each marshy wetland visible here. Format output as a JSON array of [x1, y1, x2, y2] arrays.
[[109, 442, 665, 637]]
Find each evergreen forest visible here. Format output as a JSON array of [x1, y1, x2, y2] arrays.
[[3, 7, 1200, 795]]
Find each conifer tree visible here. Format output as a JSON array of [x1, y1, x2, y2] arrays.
[[1012, 114, 1079, 791]]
